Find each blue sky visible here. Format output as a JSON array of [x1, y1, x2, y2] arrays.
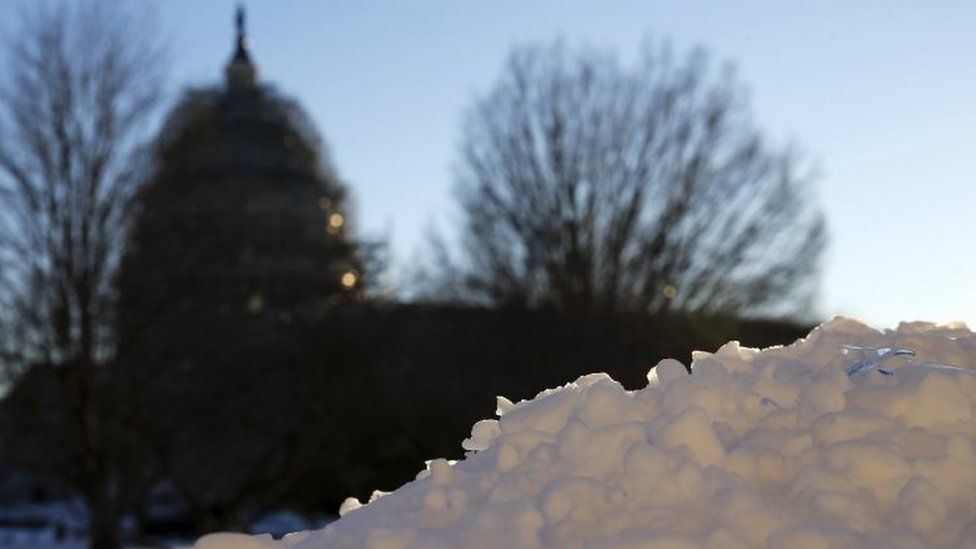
[[5, 1, 975, 328]]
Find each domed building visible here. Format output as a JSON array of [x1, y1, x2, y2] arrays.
[[110, 10, 371, 527], [118, 8, 363, 354]]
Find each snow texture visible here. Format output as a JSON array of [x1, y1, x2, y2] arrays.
[[197, 317, 976, 548]]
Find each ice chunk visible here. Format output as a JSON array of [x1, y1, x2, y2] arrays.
[[658, 407, 725, 466], [462, 419, 501, 451], [842, 345, 914, 377], [495, 395, 515, 416], [337, 497, 361, 517], [648, 358, 688, 389]]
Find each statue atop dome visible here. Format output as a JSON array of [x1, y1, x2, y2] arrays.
[[226, 5, 257, 88]]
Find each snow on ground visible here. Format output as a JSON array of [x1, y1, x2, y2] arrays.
[[197, 317, 976, 548], [0, 540, 88, 549]]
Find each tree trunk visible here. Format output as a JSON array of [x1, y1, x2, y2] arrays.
[[87, 493, 120, 549]]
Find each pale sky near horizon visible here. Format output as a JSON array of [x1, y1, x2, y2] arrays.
[[3, 0, 974, 329]]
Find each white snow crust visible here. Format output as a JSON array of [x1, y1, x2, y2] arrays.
[[197, 317, 976, 548]]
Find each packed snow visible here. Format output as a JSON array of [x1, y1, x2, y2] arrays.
[[198, 317, 976, 548]]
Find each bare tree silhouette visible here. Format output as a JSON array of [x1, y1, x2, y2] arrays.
[[0, 2, 167, 547], [433, 40, 824, 318], [0, 0, 166, 375]]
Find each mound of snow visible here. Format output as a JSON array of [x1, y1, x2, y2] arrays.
[[198, 317, 976, 548]]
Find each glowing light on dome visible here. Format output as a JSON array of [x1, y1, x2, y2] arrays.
[[662, 284, 677, 299], [340, 270, 358, 289]]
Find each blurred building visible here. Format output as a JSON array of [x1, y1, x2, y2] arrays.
[[102, 9, 369, 534], [118, 7, 362, 354]]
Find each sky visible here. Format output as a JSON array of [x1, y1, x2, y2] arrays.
[[4, 0, 974, 329]]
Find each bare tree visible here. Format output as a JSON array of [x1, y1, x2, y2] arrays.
[[0, 2, 166, 547], [0, 0, 165, 373], [438, 40, 824, 318]]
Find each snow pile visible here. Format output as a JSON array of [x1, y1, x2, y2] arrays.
[[198, 318, 976, 548]]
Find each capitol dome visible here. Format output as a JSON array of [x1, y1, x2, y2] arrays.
[[119, 7, 362, 352]]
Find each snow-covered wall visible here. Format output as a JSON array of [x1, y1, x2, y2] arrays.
[[199, 317, 976, 548]]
